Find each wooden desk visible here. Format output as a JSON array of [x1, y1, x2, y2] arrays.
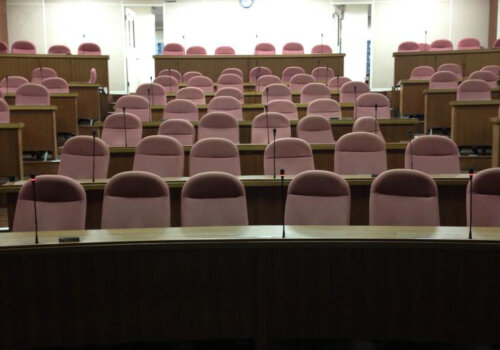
[[491, 117, 500, 167], [399, 79, 428, 116], [69, 83, 101, 121], [155, 54, 345, 82], [0, 123, 23, 179], [451, 100, 500, 147], [9, 106, 57, 158]]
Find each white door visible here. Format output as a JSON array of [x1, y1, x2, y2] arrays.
[[125, 7, 138, 93]]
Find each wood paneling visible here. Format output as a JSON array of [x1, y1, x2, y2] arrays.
[[0, 123, 23, 179]]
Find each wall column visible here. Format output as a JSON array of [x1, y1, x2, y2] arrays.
[[489, 0, 498, 46]]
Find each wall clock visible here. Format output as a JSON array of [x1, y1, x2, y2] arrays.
[[239, 0, 254, 9]]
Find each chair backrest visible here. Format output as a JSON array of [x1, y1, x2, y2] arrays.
[[181, 171, 248, 226], [311, 66, 335, 83], [217, 73, 244, 92], [186, 46, 207, 55], [296, 115, 334, 144], [11, 40, 36, 54], [15, 83, 50, 106], [0, 99, 10, 123], [13, 175, 86, 231], [215, 87, 244, 104], [163, 43, 185, 55], [352, 116, 385, 141], [115, 95, 151, 122], [289, 73, 315, 92], [88, 68, 97, 84], [41, 77, 69, 93], [249, 66, 273, 83], [198, 112, 239, 143], [285, 170, 350, 225], [467, 168, 500, 226], [468, 71, 498, 88], [101, 171, 170, 229], [481, 65, 500, 77], [457, 79, 492, 101], [282, 42, 304, 54], [154, 75, 179, 93], [101, 112, 142, 147], [187, 75, 214, 93], [282, 66, 306, 83], [493, 39, 500, 48], [78, 42, 101, 55], [48, 45, 71, 55], [215, 46, 235, 55], [0, 40, 8, 54], [176, 87, 206, 105], [398, 41, 420, 52], [163, 99, 199, 121], [133, 135, 184, 177], [354, 92, 391, 119], [405, 135, 459, 174], [136, 83, 167, 106], [410, 66, 435, 80], [429, 71, 459, 89], [189, 137, 241, 176], [157, 68, 182, 83], [268, 99, 298, 120], [264, 137, 314, 175], [251, 112, 291, 144], [437, 63, 463, 79], [430, 39, 453, 51], [221, 68, 244, 79], [256, 75, 282, 92], [339, 81, 370, 103], [58, 135, 110, 179], [183, 71, 203, 83], [158, 119, 196, 146], [0, 76, 29, 94], [261, 83, 292, 104], [327, 76, 351, 89], [31, 67, 57, 84], [300, 82, 331, 103], [370, 169, 440, 226], [207, 96, 243, 121], [255, 42, 276, 55], [457, 37, 481, 50], [306, 98, 342, 119], [311, 44, 332, 54], [334, 132, 387, 175], [419, 43, 430, 51]]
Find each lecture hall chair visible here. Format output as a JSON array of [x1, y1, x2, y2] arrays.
[[197, 112, 239, 143], [334, 132, 387, 175], [261, 84, 292, 104], [158, 119, 196, 146], [251, 112, 291, 144], [290, 73, 316, 93], [404, 135, 460, 174], [428, 71, 458, 89], [78, 42, 101, 55], [268, 99, 298, 121], [42, 77, 69, 93], [0, 76, 29, 94], [254, 42, 276, 55], [31, 67, 57, 84], [157, 68, 182, 83], [493, 38, 500, 48], [300, 82, 331, 103], [481, 65, 500, 77], [339, 81, 370, 103], [352, 116, 385, 142], [189, 138, 241, 176], [437, 63, 463, 79], [430, 39, 453, 51], [467, 168, 500, 227], [296, 115, 335, 144], [176, 87, 206, 105], [217, 73, 244, 92], [281, 66, 306, 83], [311, 44, 333, 54], [282, 42, 304, 55], [0, 40, 8, 54], [215, 46, 236, 55], [15, 83, 50, 105], [468, 71, 498, 88], [163, 43, 185, 55], [132, 135, 184, 177], [115, 95, 151, 122], [163, 99, 199, 121], [101, 112, 142, 147], [410, 66, 435, 80], [256, 75, 282, 93], [456, 79, 491, 101], [419, 43, 430, 51], [187, 75, 214, 93], [154, 75, 179, 94], [48, 45, 71, 55], [311, 66, 335, 84], [327, 76, 351, 89], [207, 96, 243, 121], [11, 40, 36, 54], [457, 37, 481, 50], [0, 99, 10, 123], [220, 68, 244, 79], [354, 92, 391, 119], [136, 82, 167, 106], [249, 66, 273, 83], [215, 87, 244, 104], [186, 46, 207, 55], [264, 137, 314, 176], [306, 98, 342, 119], [183, 71, 203, 83], [397, 41, 420, 52]]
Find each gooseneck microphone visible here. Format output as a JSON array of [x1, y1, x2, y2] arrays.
[[374, 103, 378, 133], [147, 87, 152, 122], [408, 131, 414, 169], [92, 131, 96, 182], [424, 30, 428, 51], [256, 60, 261, 94], [122, 108, 128, 147], [353, 85, 358, 105], [30, 174, 39, 244], [280, 168, 286, 239], [469, 168, 474, 240], [320, 33, 324, 53], [264, 103, 270, 144], [272, 128, 277, 179], [168, 67, 172, 94], [5, 75, 8, 95]]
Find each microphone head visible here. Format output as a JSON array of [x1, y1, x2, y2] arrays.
[[30, 173, 36, 182], [272, 128, 277, 136], [280, 168, 285, 177], [469, 168, 475, 177], [92, 131, 97, 137]]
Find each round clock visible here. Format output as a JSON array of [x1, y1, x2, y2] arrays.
[[239, 0, 254, 9]]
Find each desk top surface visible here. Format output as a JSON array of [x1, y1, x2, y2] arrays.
[[393, 48, 500, 57], [0, 53, 109, 59], [154, 53, 346, 59]]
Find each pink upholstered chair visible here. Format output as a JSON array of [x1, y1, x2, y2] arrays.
[[249, 66, 273, 83], [89, 68, 97, 84], [189, 138, 241, 176], [457, 38, 481, 50], [215, 46, 235, 55], [289, 73, 315, 92], [221, 68, 243, 79], [101, 112, 142, 147], [133, 135, 184, 177], [352, 116, 385, 141], [261, 84, 292, 104], [398, 41, 420, 52], [186, 46, 207, 55], [12, 175, 86, 232], [251, 112, 291, 144], [0, 99, 10, 123], [101, 171, 170, 229], [466, 168, 500, 226], [176, 87, 206, 105], [410, 66, 435, 80], [281, 66, 306, 83], [264, 137, 314, 176], [198, 112, 239, 143], [493, 39, 500, 48], [282, 42, 304, 55], [268, 100, 298, 120], [78, 42, 101, 55], [306, 98, 342, 119], [207, 96, 243, 121], [136, 83, 167, 106], [296, 115, 334, 144], [48, 45, 71, 55], [419, 43, 431, 51], [58, 135, 110, 179], [430, 39, 453, 51], [154, 75, 179, 94], [158, 68, 182, 83], [339, 81, 370, 103], [311, 66, 335, 84], [405, 135, 459, 174], [285, 170, 350, 225], [215, 87, 244, 104], [115, 95, 151, 122], [457, 79, 492, 101], [11, 40, 36, 54], [31, 67, 57, 84], [0, 76, 29, 94], [187, 76, 214, 93], [163, 99, 199, 121], [327, 76, 351, 89], [334, 132, 387, 175], [369, 169, 440, 226], [41, 77, 69, 93], [254, 43, 276, 55], [311, 44, 333, 54], [0, 40, 8, 54], [438, 63, 463, 79], [217, 73, 244, 92], [183, 71, 202, 83], [15, 83, 50, 105], [158, 119, 195, 146], [256, 75, 282, 92], [163, 43, 185, 55], [354, 93, 391, 119], [428, 71, 459, 89], [300, 82, 331, 103], [181, 171, 248, 226], [468, 71, 498, 88], [481, 65, 500, 77]]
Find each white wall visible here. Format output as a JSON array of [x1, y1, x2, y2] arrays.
[[341, 4, 370, 82]]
